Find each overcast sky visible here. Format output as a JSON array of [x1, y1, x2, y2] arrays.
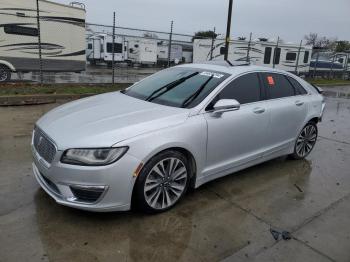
[[55, 0, 349, 43]]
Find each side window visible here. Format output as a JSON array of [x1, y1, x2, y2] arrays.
[[4, 25, 38, 36], [286, 52, 297, 61], [274, 48, 281, 65], [303, 51, 309, 63], [264, 47, 272, 64], [220, 46, 226, 55], [107, 43, 123, 53], [216, 73, 261, 104], [286, 76, 307, 95], [261, 73, 295, 99]]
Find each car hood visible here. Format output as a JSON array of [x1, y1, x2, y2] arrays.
[[36, 92, 189, 150]]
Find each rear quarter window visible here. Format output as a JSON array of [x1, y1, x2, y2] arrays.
[[286, 76, 307, 95], [261, 73, 295, 99]]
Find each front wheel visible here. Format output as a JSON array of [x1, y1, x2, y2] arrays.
[[0, 65, 11, 82], [134, 151, 190, 213], [290, 122, 318, 159]]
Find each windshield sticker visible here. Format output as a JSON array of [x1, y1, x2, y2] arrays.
[[200, 71, 224, 79], [267, 76, 275, 86]]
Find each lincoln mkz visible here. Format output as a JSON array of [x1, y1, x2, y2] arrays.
[[32, 62, 325, 213]]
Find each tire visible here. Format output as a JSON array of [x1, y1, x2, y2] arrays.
[[0, 65, 11, 82], [290, 122, 318, 160], [134, 150, 190, 213]]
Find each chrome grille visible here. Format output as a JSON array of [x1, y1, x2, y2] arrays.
[[33, 128, 57, 164]]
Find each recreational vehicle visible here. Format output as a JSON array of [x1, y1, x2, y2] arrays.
[[193, 38, 313, 75], [125, 37, 157, 65], [157, 43, 183, 65], [0, 0, 86, 82], [87, 34, 126, 66]]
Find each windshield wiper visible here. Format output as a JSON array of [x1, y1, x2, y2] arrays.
[[145, 72, 199, 102], [181, 75, 214, 108]]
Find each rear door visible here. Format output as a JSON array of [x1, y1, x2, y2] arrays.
[[204, 72, 270, 176], [260, 73, 308, 154]]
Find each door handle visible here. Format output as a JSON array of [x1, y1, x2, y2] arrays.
[[253, 107, 265, 114], [295, 100, 304, 106]]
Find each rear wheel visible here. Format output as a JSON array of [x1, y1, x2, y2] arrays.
[[134, 151, 190, 213], [290, 122, 318, 159], [0, 65, 11, 82]]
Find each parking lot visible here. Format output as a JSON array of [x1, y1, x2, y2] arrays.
[[0, 86, 350, 262]]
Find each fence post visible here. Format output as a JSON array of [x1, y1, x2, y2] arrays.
[[272, 36, 279, 69], [210, 27, 216, 61], [344, 54, 349, 80], [313, 51, 319, 79], [246, 32, 252, 63], [294, 40, 302, 75], [330, 53, 336, 79], [111, 12, 116, 84], [36, 0, 43, 85], [167, 20, 173, 67]]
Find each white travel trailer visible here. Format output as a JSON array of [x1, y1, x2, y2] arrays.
[[87, 34, 126, 66], [193, 38, 313, 74], [157, 43, 183, 65], [125, 37, 157, 65], [0, 0, 86, 82]]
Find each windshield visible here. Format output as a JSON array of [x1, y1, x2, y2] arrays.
[[123, 67, 230, 108]]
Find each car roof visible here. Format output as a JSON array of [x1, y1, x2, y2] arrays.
[[177, 63, 291, 76]]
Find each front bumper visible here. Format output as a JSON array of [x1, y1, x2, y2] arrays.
[[32, 145, 141, 212]]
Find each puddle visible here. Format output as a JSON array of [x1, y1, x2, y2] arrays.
[[323, 90, 350, 99]]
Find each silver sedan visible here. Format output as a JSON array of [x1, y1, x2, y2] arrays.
[[32, 63, 325, 213]]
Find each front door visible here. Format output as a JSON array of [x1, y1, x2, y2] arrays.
[[204, 72, 270, 176]]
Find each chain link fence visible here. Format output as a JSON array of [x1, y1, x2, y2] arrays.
[[2, 4, 349, 85]]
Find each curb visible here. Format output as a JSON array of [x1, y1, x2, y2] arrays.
[[0, 93, 95, 106]]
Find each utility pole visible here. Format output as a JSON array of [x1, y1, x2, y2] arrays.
[[112, 12, 116, 84], [36, 0, 43, 85], [224, 0, 233, 61]]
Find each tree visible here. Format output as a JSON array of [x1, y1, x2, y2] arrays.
[[304, 33, 318, 46], [192, 30, 218, 42], [304, 33, 337, 50], [335, 41, 350, 52]]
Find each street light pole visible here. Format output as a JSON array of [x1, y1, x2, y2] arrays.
[[224, 0, 233, 61]]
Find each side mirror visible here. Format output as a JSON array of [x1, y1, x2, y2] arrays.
[[213, 99, 240, 114]]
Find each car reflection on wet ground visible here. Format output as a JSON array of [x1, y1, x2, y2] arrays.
[[0, 86, 350, 262]]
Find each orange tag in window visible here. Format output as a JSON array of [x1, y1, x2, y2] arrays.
[[267, 76, 275, 86]]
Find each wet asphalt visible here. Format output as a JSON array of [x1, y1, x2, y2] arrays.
[[0, 86, 350, 262], [11, 65, 160, 84]]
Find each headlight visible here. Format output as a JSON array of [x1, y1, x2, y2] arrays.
[[61, 147, 128, 166]]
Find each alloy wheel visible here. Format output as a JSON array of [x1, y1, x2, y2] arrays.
[[296, 124, 317, 158], [144, 157, 188, 210]]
